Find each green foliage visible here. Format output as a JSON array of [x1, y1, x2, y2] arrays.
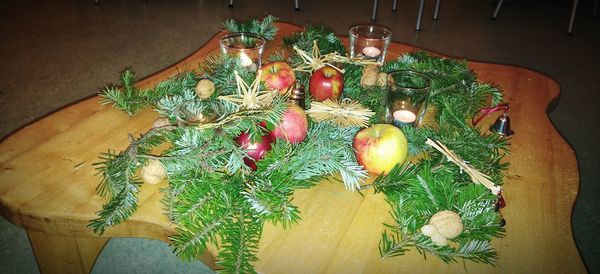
[[90, 129, 165, 234], [92, 18, 511, 273], [222, 15, 279, 40], [283, 24, 347, 88]]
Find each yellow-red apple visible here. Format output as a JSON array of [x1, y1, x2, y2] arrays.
[[271, 104, 308, 144], [309, 66, 344, 101], [353, 124, 408, 175], [235, 131, 273, 170], [259, 61, 296, 94]]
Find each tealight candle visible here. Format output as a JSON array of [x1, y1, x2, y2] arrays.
[[239, 51, 253, 67], [393, 110, 417, 124], [386, 70, 431, 128], [349, 25, 392, 65], [362, 46, 381, 58], [219, 32, 265, 71]]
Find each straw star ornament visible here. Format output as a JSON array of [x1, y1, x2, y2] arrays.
[[292, 40, 378, 74], [218, 70, 277, 110], [306, 98, 375, 128]]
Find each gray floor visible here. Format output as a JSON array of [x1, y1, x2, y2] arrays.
[[0, 0, 598, 273]]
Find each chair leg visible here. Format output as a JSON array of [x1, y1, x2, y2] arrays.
[[593, 0, 598, 18], [228, 0, 234, 8], [416, 0, 425, 30], [371, 0, 379, 21], [294, 0, 300, 11], [392, 0, 398, 11], [567, 0, 579, 35], [433, 0, 441, 20], [492, 0, 504, 20]]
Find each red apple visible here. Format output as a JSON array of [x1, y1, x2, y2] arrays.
[[271, 104, 308, 144], [309, 66, 344, 101], [353, 124, 408, 175], [235, 131, 273, 170], [259, 61, 296, 94]]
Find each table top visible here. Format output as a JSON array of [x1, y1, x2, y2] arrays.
[[0, 22, 585, 273]]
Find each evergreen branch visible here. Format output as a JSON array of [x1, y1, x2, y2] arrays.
[[222, 15, 279, 40], [89, 127, 169, 234], [88, 172, 141, 235], [379, 230, 413, 259], [217, 208, 263, 274]]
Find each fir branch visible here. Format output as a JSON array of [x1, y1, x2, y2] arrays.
[[90, 127, 168, 234], [217, 208, 263, 274], [379, 230, 413, 259], [222, 15, 279, 40], [99, 69, 196, 116]]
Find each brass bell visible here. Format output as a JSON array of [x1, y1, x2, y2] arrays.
[[490, 113, 514, 136]]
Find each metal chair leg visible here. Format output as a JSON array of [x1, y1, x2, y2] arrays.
[[228, 0, 233, 8], [371, 0, 379, 21], [492, 0, 504, 20], [433, 0, 441, 20], [294, 0, 300, 11], [567, 0, 579, 35], [416, 0, 425, 30], [392, 0, 398, 11]]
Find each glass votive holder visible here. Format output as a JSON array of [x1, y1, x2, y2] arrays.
[[385, 70, 431, 127], [349, 24, 392, 65], [219, 32, 265, 72]]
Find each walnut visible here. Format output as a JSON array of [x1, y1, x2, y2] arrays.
[[377, 72, 388, 87], [195, 79, 216, 99], [140, 159, 166, 185], [428, 210, 463, 239], [360, 65, 380, 87]]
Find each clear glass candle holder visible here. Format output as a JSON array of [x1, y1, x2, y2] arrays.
[[385, 70, 431, 127], [349, 24, 392, 65], [219, 32, 265, 72]]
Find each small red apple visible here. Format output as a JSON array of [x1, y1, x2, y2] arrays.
[[309, 66, 344, 101], [353, 124, 408, 175], [271, 104, 308, 144], [259, 61, 296, 94], [235, 131, 273, 170]]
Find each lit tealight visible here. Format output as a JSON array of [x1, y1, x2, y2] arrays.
[[393, 110, 416, 124], [239, 51, 254, 67], [362, 46, 381, 58]]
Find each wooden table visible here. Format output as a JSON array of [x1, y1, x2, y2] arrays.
[[0, 23, 586, 274]]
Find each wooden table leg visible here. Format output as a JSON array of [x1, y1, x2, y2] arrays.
[[27, 230, 108, 274]]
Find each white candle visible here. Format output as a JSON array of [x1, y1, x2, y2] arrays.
[[393, 110, 416, 124], [362, 46, 381, 58], [239, 51, 254, 67]]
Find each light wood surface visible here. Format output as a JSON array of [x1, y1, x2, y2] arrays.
[[0, 22, 585, 273]]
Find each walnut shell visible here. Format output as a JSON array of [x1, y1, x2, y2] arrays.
[[195, 79, 215, 99], [429, 210, 463, 239], [140, 159, 166, 185], [420, 224, 439, 237], [377, 72, 388, 87], [360, 65, 380, 87], [430, 233, 449, 246]]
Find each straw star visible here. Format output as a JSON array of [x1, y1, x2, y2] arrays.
[[306, 98, 375, 128], [218, 70, 276, 110], [292, 40, 378, 74]]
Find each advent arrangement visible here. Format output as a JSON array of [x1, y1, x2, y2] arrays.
[[91, 15, 513, 273]]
